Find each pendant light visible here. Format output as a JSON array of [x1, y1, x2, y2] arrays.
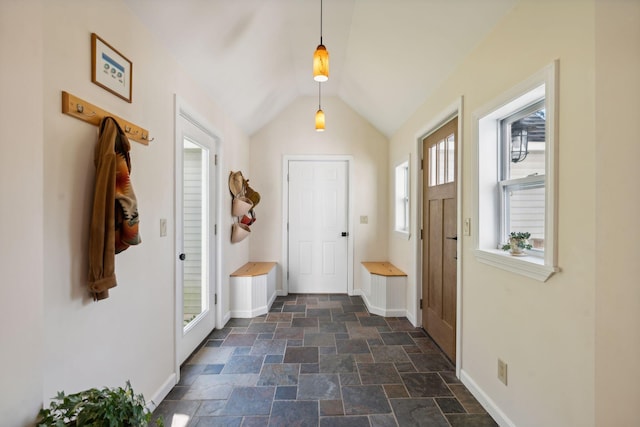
[[315, 83, 325, 131], [313, 0, 329, 82]]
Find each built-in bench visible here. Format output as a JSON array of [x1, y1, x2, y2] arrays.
[[361, 261, 407, 317], [230, 262, 277, 318]]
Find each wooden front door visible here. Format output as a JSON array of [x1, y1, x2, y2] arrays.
[[422, 117, 458, 361]]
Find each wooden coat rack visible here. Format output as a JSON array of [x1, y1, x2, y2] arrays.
[[61, 91, 152, 145]]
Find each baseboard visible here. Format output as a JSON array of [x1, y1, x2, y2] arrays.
[[405, 309, 417, 327], [361, 292, 407, 317], [277, 289, 288, 296], [352, 289, 363, 297], [459, 369, 516, 427], [148, 372, 177, 413], [222, 310, 232, 327]]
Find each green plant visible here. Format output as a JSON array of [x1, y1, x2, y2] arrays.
[[501, 231, 533, 251], [38, 381, 163, 427]]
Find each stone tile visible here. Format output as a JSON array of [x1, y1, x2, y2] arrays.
[[336, 339, 370, 354], [233, 347, 252, 356], [247, 322, 277, 333], [409, 353, 454, 372], [293, 317, 319, 328], [331, 313, 358, 322], [226, 318, 253, 327], [258, 363, 299, 386], [449, 384, 487, 414], [222, 387, 274, 415], [386, 319, 416, 331], [390, 398, 449, 427], [342, 385, 391, 415], [283, 304, 307, 312], [371, 346, 410, 364], [208, 328, 232, 339], [355, 353, 374, 363], [319, 346, 337, 355], [258, 333, 274, 340], [383, 384, 409, 399], [439, 371, 461, 384], [203, 364, 225, 374], [379, 332, 414, 346], [164, 385, 189, 400], [348, 326, 381, 339], [394, 362, 416, 373], [241, 417, 270, 427], [184, 374, 260, 400], [300, 363, 320, 374], [435, 397, 466, 414], [329, 295, 351, 301], [264, 354, 284, 364], [195, 400, 226, 416], [359, 316, 388, 327], [287, 339, 303, 347], [231, 327, 249, 334], [284, 346, 319, 363], [369, 414, 399, 427], [307, 308, 332, 318], [150, 400, 200, 426], [342, 304, 367, 313], [358, 363, 402, 384], [178, 364, 206, 385], [402, 346, 422, 354], [298, 374, 341, 400], [349, 296, 365, 304], [274, 327, 305, 340], [319, 399, 344, 416], [206, 340, 223, 347], [304, 333, 336, 347], [249, 339, 287, 356], [188, 347, 235, 365], [266, 313, 293, 322], [413, 337, 440, 352], [334, 333, 350, 340], [446, 414, 499, 426], [367, 338, 385, 347], [339, 373, 361, 385], [319, 321, 348, 333], [320, 416, 370, 427], [275, 385, 297, 400], [400, 373, 453, 398], [223, 334, 258, 347], [269, 400, 318, 427], [192, 416, 243, 427], [319, 354, 357, 373], [222, 355, 264, 374]]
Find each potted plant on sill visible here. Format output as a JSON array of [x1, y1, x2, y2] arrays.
[[501, 232, 533, 256], [38, 380, 163, 426]]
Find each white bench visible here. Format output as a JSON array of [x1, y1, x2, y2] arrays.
[[361, 262, 407, 317], [230, 262, 277, 318]]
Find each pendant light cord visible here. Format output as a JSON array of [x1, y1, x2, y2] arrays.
[[318, 83, 322, 109], [320, 0, 323, 44]]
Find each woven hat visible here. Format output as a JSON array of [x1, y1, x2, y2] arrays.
[[229, 171, 245, 198], [245, 181, 261, 207]]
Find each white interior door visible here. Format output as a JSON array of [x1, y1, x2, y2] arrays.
[[176, 109, 217, 365], [287, 160, 349, 294]]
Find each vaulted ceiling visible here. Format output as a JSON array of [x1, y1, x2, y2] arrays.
[[124, 0, 518, 137]]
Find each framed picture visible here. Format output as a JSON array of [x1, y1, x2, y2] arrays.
[[91, 33, 132, 103]]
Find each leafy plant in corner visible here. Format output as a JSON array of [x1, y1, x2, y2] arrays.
[[38, 381, 163, 427], [501, 231, 533, 252]]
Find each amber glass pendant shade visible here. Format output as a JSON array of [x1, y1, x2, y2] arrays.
[[313, 44, 329, 82], [315, 108, 325, 131]]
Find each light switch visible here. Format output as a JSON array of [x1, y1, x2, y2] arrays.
[[160, 218, 167, 237], [463, 218, 471, 236]]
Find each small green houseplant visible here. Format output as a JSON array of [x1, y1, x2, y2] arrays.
[[38, 381, 162, 427], [501, 232, 533, 255]]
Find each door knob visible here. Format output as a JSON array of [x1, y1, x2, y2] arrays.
[[341, 232, 349, 237], [446, 236, 458, 240], [179, 253, 186, 261]]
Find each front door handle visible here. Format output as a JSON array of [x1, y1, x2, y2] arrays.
[[341, 232, 349, 237], [179, 253, 186, 261], [446, 235, 458, 240]]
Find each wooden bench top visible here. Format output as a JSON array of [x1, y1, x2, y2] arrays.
[[231, 262, 276, 277], [361, 262, 407, 277]]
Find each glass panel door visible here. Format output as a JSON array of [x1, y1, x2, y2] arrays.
[[182, 138, 208, 329]]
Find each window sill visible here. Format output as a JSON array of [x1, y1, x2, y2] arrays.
[[474, 249, 557, 282], [394, 230, 411, 241]]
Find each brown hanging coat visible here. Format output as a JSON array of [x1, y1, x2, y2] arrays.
[[87, 117, 141, 301]]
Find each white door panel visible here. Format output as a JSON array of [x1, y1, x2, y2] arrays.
[[288, 160, 348, 294]]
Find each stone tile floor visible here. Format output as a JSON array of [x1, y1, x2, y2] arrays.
[[152, 294, 497, 427]]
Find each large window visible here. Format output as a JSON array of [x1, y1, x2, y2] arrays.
[[474, 62, 558, 281]]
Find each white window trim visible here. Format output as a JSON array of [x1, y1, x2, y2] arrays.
[[473, 61, 559, 282], [394, 155, 411, 240]]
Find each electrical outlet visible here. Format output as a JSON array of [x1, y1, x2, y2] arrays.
[[360, 215, 368, 224], [463, 218, 471, 236], [498, 359, 508, 385], [160, 218, 167, 237]]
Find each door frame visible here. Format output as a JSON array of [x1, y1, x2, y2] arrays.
[[281, 155, 354, 296], [174, 95, 223, 380], [415, 97, 463, 376]]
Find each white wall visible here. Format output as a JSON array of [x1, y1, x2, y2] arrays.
[[389, 1, 597, 426], [0, 1, 45, 425], [594, 0, 640, 425], [249, 96, 389, 293], [0, 1, 249, 425]]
